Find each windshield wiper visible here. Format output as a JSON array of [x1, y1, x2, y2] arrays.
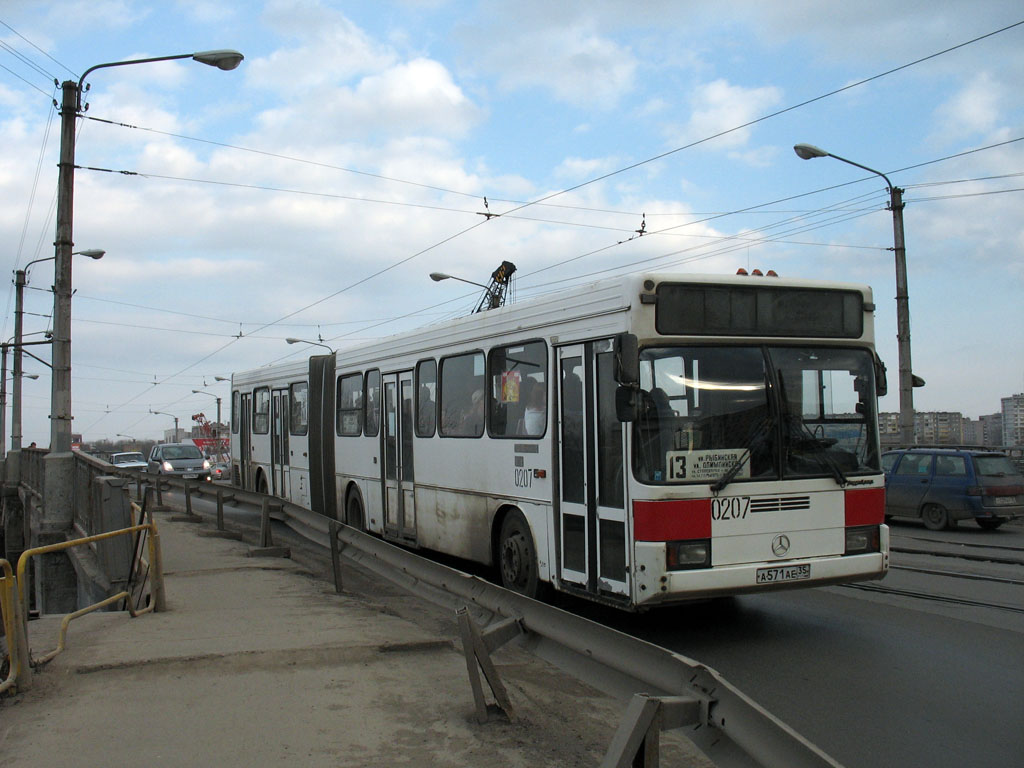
[[789, 418, 849, 487], [710, 416, 774, 493]]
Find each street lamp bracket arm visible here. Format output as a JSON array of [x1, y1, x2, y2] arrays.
[[76, 50, 244, 110]]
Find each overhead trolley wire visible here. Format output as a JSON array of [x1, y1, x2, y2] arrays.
[[78, 20, 1024, 433]]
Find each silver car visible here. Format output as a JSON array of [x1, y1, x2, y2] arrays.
[[147, 443, 211, 481]]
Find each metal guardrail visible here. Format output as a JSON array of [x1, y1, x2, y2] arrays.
[[128, 473, 843, 768]]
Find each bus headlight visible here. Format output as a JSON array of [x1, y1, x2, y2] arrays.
[[666, 540, 711, 570], [844, 525, 880, 555]]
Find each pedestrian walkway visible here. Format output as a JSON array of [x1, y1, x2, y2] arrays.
[[0, 510, 709, 767]]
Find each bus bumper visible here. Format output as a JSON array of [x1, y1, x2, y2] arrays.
[[633, 545, 889, 608]]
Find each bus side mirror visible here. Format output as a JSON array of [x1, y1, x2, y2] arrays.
[[615, 333, 639, 386], [615, 385, 641, 422], [874, 355, 888, 397]]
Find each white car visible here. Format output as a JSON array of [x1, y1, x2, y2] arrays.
[[110, 451, 148, 470]]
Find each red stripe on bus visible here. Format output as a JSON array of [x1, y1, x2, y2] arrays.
[[845, 487, 885, 526], [633, 499, 712, 541]]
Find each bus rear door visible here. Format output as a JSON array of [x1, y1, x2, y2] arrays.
[[270, 388, 290, 498], [382, 371, 416, 542], [557, 342, 629, 598]]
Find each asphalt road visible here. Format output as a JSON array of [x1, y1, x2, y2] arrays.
[[588, 520, 1024, 768]]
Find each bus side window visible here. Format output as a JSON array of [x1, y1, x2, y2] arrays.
[[364, 370, 381, 437], [488, 340, 546, 438], [416, 359, 437, 437], [253, 387, 270, 434], [440, 352, 484, 437]]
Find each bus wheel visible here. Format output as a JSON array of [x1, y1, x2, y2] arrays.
[[499, 511, 539, 598], [921, 504, 949, 531], [346, 492, 365, 532], [257, 474, 269, 496]]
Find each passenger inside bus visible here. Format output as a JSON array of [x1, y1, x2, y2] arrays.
[[462, 388, 485, 434], [522, 381, 546, 435]]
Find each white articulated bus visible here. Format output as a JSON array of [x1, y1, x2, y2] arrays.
[[229, 271, 889, 609]]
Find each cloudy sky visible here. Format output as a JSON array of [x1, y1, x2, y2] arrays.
[[1, 0, 1022, 445]]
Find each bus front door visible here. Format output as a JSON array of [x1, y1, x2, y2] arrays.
[[271, 388, 290, 498], [558, 342, 629, 598], [382, 372, 416, 542], [239, 392, 252, 490]]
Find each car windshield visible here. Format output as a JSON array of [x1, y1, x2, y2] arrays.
[[113, 453, 145, 464], [163, 445, 202, 460], [974, 455, 1021, 477], [632, 345, 881, 485]]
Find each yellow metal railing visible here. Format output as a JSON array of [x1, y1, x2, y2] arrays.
[[1, 515, 166, 694], [0, 558, 29, 694]]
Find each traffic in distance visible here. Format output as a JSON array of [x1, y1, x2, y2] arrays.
[[225, 271, 890, 610]]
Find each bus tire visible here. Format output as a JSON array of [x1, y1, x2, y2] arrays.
[[257, 473, 269, 496], [498, 510, 540, 599], [346, 490, 365, 532]]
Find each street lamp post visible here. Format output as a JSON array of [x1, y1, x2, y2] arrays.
[[150, 410, 179, 441], [793, 143, 919, 446], [1, 337, 42, 460], [285, 338, 335, 354], [51, 50, 243, 456], [14, 250, 103, 452], [430, 271, 498, 310], [191, 390, 222, 438]]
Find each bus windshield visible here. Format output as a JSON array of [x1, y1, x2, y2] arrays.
[[632, 345, 880, 485]]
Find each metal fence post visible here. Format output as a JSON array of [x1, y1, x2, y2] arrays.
[[329, 520, 343, 593], [12, 579, 32, 690], [147, 514, 167, 613], [259, 496, 272, 548], [216, 489, 225, 531]]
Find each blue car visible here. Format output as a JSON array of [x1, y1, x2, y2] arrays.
[[881, 448, 1024, 530]]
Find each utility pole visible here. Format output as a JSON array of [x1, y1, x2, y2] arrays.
[[1, 345, 7, 459], [51, 79, 77, 456], [13, 268, 26, 451], [888, 185, 916, 446]]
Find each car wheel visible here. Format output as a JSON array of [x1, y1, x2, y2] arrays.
[[498, 510, 541, 599], [921, 504, 950, 531], [976, 518, 1004, 531]]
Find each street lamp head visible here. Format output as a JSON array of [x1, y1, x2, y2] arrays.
[[192, 49, 245, 71], [25, 374, 39, 380], [793, 143, 829, 160], [73, 249, 105, 259], [429, 272, 451, 282], [285, 338, 301, 345], [214, 376, 229, 382]]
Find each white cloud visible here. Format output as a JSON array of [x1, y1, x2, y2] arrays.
[[929, 72, 1002, 145], [464, 22, 637, 107], [248, 0, 396, 92], [668, 79, 782, 149], [554, 156, 621, 181]]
